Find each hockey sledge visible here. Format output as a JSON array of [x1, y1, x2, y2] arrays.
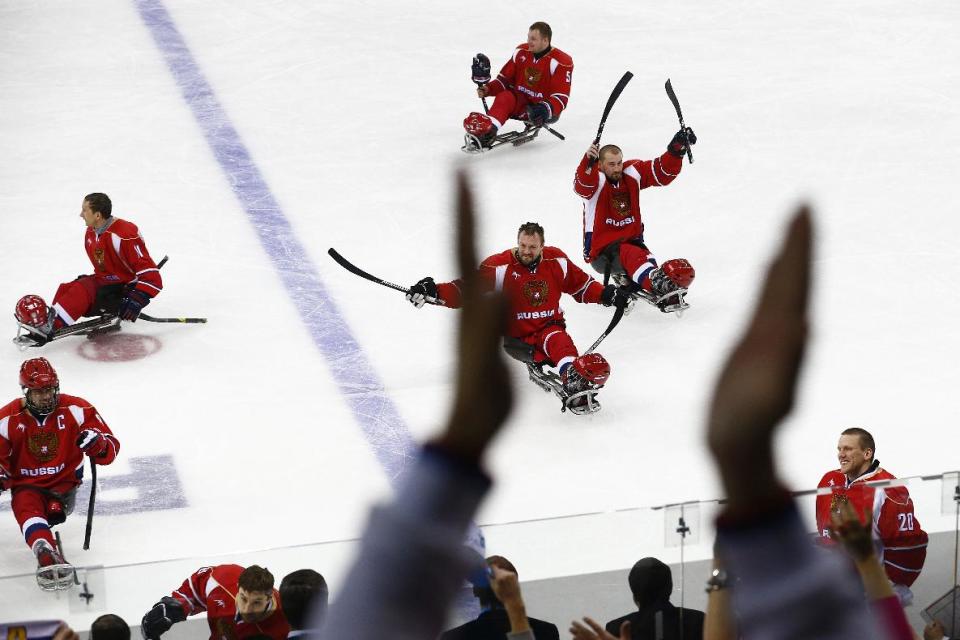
[[36, 534, 79, 592], [610, 273, 690, 315], [525, 362, 603, 415], [462, 122, 544, 154], [14, 315, 121, 349]]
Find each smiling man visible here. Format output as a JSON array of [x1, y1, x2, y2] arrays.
[[141, 565, 289, 640], [815, 427, 928, 604], [463, 22, 573, 148]]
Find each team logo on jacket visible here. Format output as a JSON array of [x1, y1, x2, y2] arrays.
[[524, 67, 542, 86], [27, 431, 59, 463], [828, 491, 849, 514], [611, 192, 632, 217], [94, 248, 105, 266], [522, 280, 548, 307]]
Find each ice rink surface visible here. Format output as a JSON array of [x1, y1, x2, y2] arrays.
[[1, 0, 959, 625]]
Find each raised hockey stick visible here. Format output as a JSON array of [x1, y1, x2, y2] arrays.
[[587, 71, 634, 167], [586, 305, 626, 354], [664, 79, 694, 163], [82, 459, 97, 550], [328, 248, 446, 306]]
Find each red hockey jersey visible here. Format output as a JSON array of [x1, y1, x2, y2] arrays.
[[573, 151, 683, 262], [170, 564, 289, 640], [815, 463, 928, 587], [0, 395, 119, 491], [487, 44, 573, 119], [436, 246, 604, 339], [84, 217, 163, 299]]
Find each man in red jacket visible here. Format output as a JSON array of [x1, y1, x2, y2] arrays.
[[573, 131, 696, 312], [14, 193, 163, 342], [464, 22, 573, 147], [815, 427, 928, 604], [141, 564, 290, 640], [0, 357, 120, 590], [406, 222, 631, 412]]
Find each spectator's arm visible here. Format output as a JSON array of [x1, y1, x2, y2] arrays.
[[314, 173, 511, 640], [490, 566, 531, 634], [707, 208, 878, 640], [569, 617, 628, 640], [703, 557, 737, 640]]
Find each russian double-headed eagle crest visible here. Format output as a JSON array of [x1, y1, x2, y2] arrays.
[[522, 280, 548, 307], [524, 67, 542, 86], [28, 431, 59, 463], [611, 192, 632, 217]]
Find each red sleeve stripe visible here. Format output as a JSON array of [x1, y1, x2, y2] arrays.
[[885, 543, 928, 551]]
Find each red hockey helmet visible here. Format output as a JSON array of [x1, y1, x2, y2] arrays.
[[20, 357, 60, 414], [572, 353, 611, 386], [15, 295, 51, 329], [661, 259, 695, 289]]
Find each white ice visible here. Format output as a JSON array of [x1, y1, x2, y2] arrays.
[[1, 0, 959, 626]]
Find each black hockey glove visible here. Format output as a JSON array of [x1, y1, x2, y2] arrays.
[[526, 102, 551, 127], [141, 596, 186, 640], [406, 277, 438, 309], [471, 53, 491, 85], [668, 127, 697, 157], [601, 284, 633, 311], [118, 288, 151, 321]]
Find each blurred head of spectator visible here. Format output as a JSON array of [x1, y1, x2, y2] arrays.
[[628, 557, 673, 608], [472, 555, 518, 608], [280, 569, 329, 632], [90, 615, 129, 640]]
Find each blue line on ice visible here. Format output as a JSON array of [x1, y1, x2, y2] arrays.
[[133, 0, 416, 482]]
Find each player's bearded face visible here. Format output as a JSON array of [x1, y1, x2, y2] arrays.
[[235, 588, 273, 622], [601, 153, 624, 182], [516, 233, 544, 266]]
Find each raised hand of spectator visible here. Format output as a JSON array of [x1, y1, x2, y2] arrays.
[[828, 499, 875, 562], [431, 172, 512, 464], [570, 617, 630, 640], [53, 624, 79, 640], [706, 207, 811, 509], [490, 566, 531, 634]]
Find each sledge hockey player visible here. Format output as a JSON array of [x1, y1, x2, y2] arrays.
[[464, 21, 573, 149], [14, 193, 163, 345], [815, 427, 928, 605], [0, 357, 120, 590], [405, 222, 631, 414], [141, 564, 290, 640], [574, 131, 697, 312]]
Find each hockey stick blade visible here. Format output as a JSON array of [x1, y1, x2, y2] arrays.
[[588, 71, 633, 167], [665, 78, 694, 163], [328, 248, 445, 306], [139, 314, 207, 324], [586, 305, 626, 354]]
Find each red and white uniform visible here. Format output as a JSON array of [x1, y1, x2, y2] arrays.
[[170, 564, 290, 640], [815, 462, 928, 588], [573, 151, 683, 287], [437, 246, 604, 370], [485, 44, 573, 129], [0, 395, 118, 552], [51, 217, 163, 325]]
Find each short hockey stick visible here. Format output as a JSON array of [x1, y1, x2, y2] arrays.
[[139, 314, 207, 324], [328, 248, 445, 306], [664, 79, 693, 163], [83, 459, 97, 550], [586, 305, 626, 354], [587, 71, 634, 167]]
